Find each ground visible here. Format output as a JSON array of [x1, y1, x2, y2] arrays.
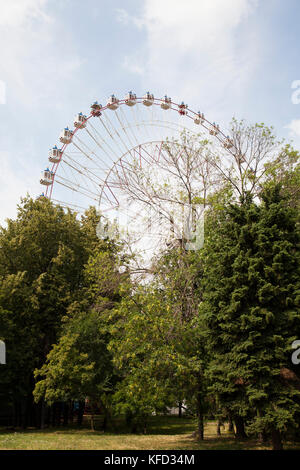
[[0, 416, 299, 450]]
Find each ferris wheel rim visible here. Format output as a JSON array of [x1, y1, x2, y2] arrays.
[[43, 95, 238, 205]]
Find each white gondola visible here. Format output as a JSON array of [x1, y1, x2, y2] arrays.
[[143, 92, 154, 106], [48, 145, 62, 163], [74, 112, 87, 129], [194, 112, 204, 125], [224, 136, 233, 149], [40, 168, 54, 186], [59, 127, 73, 144], [125, 91, 137, 106], [178, 102, 188, 115], [209, 122, 220, 136], [107, 94, 119, 110], [161, 96, 171, 110], [91, 101, 102, 116]]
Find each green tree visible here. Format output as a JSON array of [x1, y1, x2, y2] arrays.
[[109, 247, 209, 438], [202, 185, 300, 449], [34, 237, 127, 430], [0, 197, 93, 427]]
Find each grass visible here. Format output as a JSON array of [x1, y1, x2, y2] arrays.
[[0, 416, 299, 450]]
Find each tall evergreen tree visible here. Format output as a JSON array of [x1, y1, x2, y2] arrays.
[[202, 185, 300, 449]]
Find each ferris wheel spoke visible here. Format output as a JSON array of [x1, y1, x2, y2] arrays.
[[51, 198, 88, 212], [60, 156, 82, 191], [130, 106, 142, 135], [61, 157, 103, 191], [98, 114, 127, 155], [101, 183, 119, 205], [71, 138, 105, 172], [86, 122, 121, 163], [102, 112, 133, 155], [64, 151, 110, 174], [134, 104, 152, 141], [114, 109, 135, 149], [73, 134, 102, 161], [86, 120, 119, 163], [55, 174, 101, 199], [118, 107, 140, 147], [55, 178, 100, 203]]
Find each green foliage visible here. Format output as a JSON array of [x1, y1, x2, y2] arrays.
[[1, 119, 299, 449], [108, 247, 209, 431], [0, 196, 89, 406], [202, 185, 300, 439], [33, 224, 127, 421]]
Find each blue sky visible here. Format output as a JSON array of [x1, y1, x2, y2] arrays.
[[0, 0, 300, 224]]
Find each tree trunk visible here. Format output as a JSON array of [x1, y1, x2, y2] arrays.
[[22, 395, 32, 429], [69, 401, 74, 424], [77, 401, 84, 426], [51, 403, 56, 427], [271, 429, 283, 450], [196, 393, 204, 440], [217, 420, 222, 435], [196, 380, 204, 440], [36, 400, 45, 429], [234, 416, 247, 439], [178, 401, 182, 418], [13, 400, 21, 428], [197, 412, 204, 440], [142, 415, 147, 434], [45, 404, 51, 427], [56, 402, 62, 426], [258, 430, 268, 443], [228, 414, 234, 432]]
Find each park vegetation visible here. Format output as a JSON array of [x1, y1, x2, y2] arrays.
[[0, 120, 299, 450]]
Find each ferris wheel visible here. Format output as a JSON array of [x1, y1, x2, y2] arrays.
[[39, 91, 240, 267]]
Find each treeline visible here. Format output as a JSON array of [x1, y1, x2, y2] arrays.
[[0, 121, 299, 450]]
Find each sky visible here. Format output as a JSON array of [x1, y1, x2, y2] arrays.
[[0, 0, 300, 225]]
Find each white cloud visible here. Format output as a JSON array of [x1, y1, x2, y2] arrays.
[[285, 119, 300, 137], [115, 7, 144, 29], [0, 0, 86, 224], [123, 56, 144, 75], [120, 0, 259, 120], [0, 0, 51, 27], [115, 8, 131, 26], [0, 0, 83, 108]]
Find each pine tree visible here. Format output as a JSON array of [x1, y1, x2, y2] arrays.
[[202, 185, 300, 449]]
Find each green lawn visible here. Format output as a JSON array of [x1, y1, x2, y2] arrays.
[[0, 416, 299, 450]]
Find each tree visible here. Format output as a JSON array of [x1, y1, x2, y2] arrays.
[[108, 246, 209, 438], [33, 236, 127, 430], [0, 197, 93, 427], [202, 185, 300, 449]]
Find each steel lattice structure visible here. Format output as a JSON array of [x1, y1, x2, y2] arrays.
[[39, 92, 242, 267], [40, 93, 237, 208]]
